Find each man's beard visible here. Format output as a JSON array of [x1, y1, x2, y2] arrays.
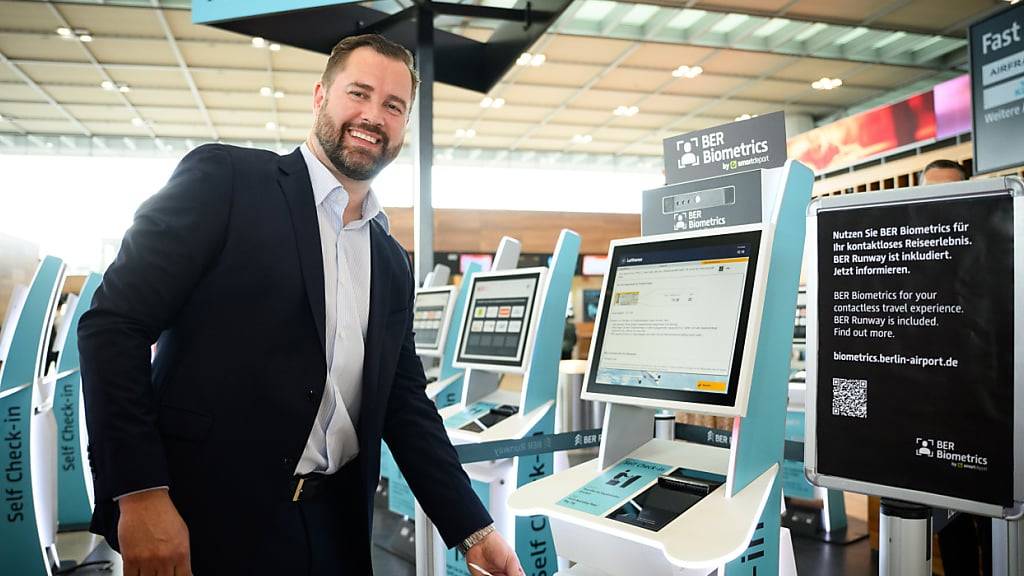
[[314, 107, 399, 181]]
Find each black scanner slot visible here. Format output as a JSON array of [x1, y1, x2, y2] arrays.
[[459, 404, 519, 432], [606, 469, 723, 532]]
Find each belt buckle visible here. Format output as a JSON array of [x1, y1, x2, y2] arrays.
[[292, 477, 305, 502]]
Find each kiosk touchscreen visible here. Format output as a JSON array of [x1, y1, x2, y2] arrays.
[[413, 286, 456, 358], [453, 268, 545, 374], [584, 229, 763, 415]]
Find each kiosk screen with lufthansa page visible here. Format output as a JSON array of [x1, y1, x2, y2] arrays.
[[593, 242, 752, 395]]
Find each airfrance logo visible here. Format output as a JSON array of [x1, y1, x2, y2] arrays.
[[915, 437, 988, 471]]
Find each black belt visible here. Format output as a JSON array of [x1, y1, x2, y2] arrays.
[[287, 472, 332, 502]]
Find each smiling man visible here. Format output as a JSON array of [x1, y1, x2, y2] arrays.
[[79, 34, 521, 576]]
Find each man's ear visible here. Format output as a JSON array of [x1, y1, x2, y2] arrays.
[[313, 81, 326, 112]]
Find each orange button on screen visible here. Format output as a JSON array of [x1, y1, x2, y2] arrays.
[[697, 381, 727, 392]]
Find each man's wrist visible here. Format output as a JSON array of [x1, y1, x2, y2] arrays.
[[457, 523, 495, 554]]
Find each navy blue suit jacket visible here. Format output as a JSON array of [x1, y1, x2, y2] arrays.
[[79, 144, 490, 570]]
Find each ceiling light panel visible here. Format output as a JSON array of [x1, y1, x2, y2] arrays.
[[622, 5, 659, 27], [836, 27, 869, 45], [754, 18, 790, 38], [667, 9, 707, 30], [711, 14, 750, 34], [794, 22, 828, 42], [575, 0, 618, 22]]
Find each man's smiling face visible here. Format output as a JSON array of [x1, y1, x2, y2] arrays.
[[313, 46, 413, 181]]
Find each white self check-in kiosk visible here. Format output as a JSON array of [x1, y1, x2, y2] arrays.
[[421, 237, 522, 409], [0, 256, 66, 575], [509, 113, 812, 576], [418, 229, 579, 576]]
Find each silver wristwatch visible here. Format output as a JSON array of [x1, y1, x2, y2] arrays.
[[457, 523, 495, 554]]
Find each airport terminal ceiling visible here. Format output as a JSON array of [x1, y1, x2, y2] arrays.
[[0, 0, 1006, 169]]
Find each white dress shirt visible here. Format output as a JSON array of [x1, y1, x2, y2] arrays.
[[296, 143, 389, 475]]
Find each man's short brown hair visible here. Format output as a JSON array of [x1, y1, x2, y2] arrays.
[[321, 34, 420, 102]]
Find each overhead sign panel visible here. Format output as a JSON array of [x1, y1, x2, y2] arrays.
[[970, 3, 1024, 174], [663, 111, 787, 185]]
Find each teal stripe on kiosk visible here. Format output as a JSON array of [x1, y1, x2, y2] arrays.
[[434, 262, 482, 409], [724, 161, 812, 576], [55, 272, 101, 530], [513, 409, 558, 576], [0, 255, 66, 576], [521, 232, 580, 414]]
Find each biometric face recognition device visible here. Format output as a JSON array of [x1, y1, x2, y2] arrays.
[[509, 113, 812, 576], [805, 176, 1024, 576], [0, 256, 67, 575], [424, 229, 579, 576]]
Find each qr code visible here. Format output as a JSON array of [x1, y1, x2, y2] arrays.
[[832, 378, 867, 418]]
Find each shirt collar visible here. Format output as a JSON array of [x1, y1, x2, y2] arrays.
[[299, 142, 389, 233]]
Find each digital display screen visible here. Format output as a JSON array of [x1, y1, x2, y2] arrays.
[[460, 254, 493, 274], [582, 255, 610, 276], [456, 270, 542, 369], [413, 287, 454, 354], [586, 231, 761, 408], [582, 289, 601, 322]]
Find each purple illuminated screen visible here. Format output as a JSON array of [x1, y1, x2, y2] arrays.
[[934, 75, 971, 140]]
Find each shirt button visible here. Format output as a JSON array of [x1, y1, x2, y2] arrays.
[[307, 389, 316, 402]]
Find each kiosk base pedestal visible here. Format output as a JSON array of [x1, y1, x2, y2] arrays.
[[879, 499, 931, 576], [993, 516, 1024, 576]]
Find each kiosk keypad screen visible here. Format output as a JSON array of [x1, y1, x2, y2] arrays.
[[586, 231, 761, 408], [457, 272, 542, 369], [413, 289, 452, 350]]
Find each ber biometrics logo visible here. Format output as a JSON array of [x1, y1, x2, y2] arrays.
[[915, 437, 988, 471]]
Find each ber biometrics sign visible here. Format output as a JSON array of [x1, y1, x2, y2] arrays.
[[814, 193, 1014, 509]]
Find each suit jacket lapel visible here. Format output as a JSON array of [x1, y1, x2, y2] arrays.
[[360, 219, 396, 428], [277, 149, 326, 354]]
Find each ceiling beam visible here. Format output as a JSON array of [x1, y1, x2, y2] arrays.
[[151, 1, 218, 140], [0, 50, 91, 136], [508, 43, 642, 151], [45, 1, 157, 140]]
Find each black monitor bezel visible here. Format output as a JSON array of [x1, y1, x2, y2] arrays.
[[584, 230, 762, 408], [413, 286, 456, 354], [454, 269, 544, 369]]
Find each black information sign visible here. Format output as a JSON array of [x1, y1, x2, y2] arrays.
[[663, 111, 787, 185], [816, 194, 1014, 508], [970, 3, 1024, 175]]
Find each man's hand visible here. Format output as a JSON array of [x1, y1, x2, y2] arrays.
[[117, 489, 192, 576], [465, 530, 523, 576]]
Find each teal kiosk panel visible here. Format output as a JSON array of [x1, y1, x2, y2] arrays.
[[434, 262, 482, 410], [55, 272, 101, 530], [0, 256, 66, 576]]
